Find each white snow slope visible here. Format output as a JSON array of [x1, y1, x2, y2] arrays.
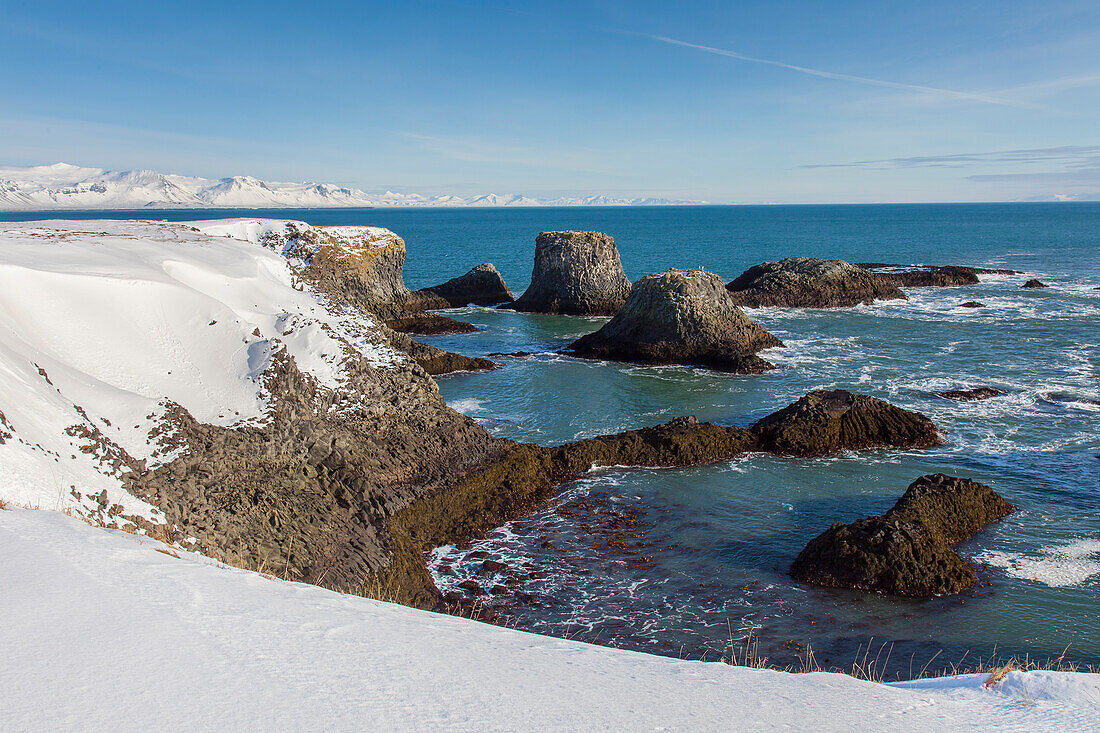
[[0, 163, 704, 210], [0, 219, 400, 523], [1, 508, 1097, 732]]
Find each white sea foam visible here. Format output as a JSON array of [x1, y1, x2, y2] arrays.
[[975, 539, 1100, 587], [447, 397, 485, 415]]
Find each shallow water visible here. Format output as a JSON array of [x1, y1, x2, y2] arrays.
[[11, 204, 1099, 675]]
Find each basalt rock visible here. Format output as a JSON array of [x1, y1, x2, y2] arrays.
[[568, 269, 782, 373], [382, 392, 943, 607], [727, 258, 906, 308], [385, 328, 497, 375], [751, 389, 942, 457], [385, 313, 479, 336], [937, 387, 1004, 401], [1023, 279, 1048, 288], [858, 263, 1018, 288], [414, 263, 514, 308], [511, 231, 631, 315], [790, 474, 1014, 597]]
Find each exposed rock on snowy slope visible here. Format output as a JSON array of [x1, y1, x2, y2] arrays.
[[791, 474, 1015, 597], [0, 163, 705, 210], [568, 269, 782, 373]]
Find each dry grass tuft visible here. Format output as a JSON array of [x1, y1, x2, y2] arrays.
[[0, 497, 8, 510], [985, 660, 1018, 687], [154, 547, 181, 559]]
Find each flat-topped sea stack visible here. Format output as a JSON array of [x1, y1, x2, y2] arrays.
[[858, 263, 1018, 288], [751, 389, 942, 456], [567, 269, 782, 373], [790, 474, 1015, 597], [511, 231, 631, 315], [413, 263, 514, 308], [727, 257, 906, 308]]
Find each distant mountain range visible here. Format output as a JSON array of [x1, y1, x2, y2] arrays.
[[0, 163, 705, 210]]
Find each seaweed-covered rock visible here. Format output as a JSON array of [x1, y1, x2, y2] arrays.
[[414, 263, 514, 308], [727, 257, 906, 308], [568, 269, 782, 373], [937, 387, 1003, 401], [385, 313, 478, 336], [751, 389, 942, 456], [858, 263, 1017, 288], [511, 231, 631, 315], [1022, 279, 1048, 288], [790, 474, 1014, 597]]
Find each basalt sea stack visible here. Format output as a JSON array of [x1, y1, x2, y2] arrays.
[[511, 231, 631, 315], [413, 263, 514, 308], [568, 269, 782, 373], [790, 474, 1015, 597], [727, 257, 906, 308]]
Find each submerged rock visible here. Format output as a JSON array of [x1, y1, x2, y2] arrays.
[[959, 301, 986, 308], [1023, 279, 1049, 288], [413, 263, 515, 308], [858, 263, 1017, 288], [727, 257, 906, 308], [511, 231, 631, 315], [937, 387, 1004, 401], [751, 389, 942, 457], [790, 474, 1014, 597], [568, 269, 782, 373]]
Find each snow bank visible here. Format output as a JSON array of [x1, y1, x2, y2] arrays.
[[0, 219, 399, 522], [1, 508, 1096, 732]]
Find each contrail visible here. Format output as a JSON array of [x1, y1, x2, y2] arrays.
[[629, 32, 1025, 107]]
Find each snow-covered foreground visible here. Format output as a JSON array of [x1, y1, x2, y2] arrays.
[[1, 509, 1096, 732]]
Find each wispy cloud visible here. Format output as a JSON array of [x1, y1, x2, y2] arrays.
[[802, 145, 1100, 170], [623, 31, 1026, 107]]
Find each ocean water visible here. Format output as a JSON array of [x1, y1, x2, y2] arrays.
[[9, 204, 1099, 675]]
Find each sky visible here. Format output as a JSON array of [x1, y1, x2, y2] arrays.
[[2, 0, 1099, 203]]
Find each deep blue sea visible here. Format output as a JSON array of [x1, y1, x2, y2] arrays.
[[8, 204, 1098, 675]]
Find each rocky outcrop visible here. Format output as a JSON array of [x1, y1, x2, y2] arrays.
[[385, 329, 497, 375], [790, 474, 1015, 597], [511, 231, 631, 315], [727, 258, 906, 308], [751, 389, 942, 457], [568, 269, 782, 373], [413, 263, 514, 307], [385, 313, 479, 336], [1023, 279, 1048, 288], [938, 387, 1004, 401], [858, 263, 1018, 288], [382, 392, 944, 606]]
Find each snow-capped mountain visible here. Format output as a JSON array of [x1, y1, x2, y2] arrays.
[[0, 163, 705, 210]]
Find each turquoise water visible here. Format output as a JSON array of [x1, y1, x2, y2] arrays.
[[9, 204, 1099, 675]]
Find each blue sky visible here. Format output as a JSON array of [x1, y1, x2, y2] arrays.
[[2, 0, 1099, 202]]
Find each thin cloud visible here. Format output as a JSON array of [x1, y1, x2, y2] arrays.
[[802, 145, 1100, 170], [624, 31, 1026, 107]]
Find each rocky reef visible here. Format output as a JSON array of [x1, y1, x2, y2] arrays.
[[568, 269, 782, 373], [790, 474, 1015, 597], [384, 313, 479, 336], [858, 263, 1017, 288], [959, 301, 986, 308], [1023, 279, 1049, 288], [511, 231, 631, 315], [938, 387, 1004, 401], [751, 389, 943, 457], [413, 263, 514, 308], [727, 257, 906, 308]]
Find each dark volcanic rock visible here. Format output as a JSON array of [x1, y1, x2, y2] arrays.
[[569, 269, 782, 373], [414, 263, 515, 307], [937, 387, 1004, 401], [385, 313, 479, 336], [511, 231, 631, 315], [858, 263, 1018, 288], [1022, 279, 1048, 288], [790, 474, 1014, 597], [751, 389, 942, 457], [959, 301, 986, 308], [727, 257, 906, 308], [386, 329, 498, 375]]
